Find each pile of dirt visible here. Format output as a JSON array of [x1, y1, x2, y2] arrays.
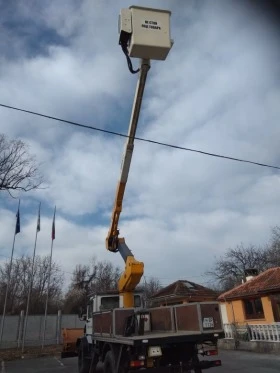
[[0, 344, 62, 361]]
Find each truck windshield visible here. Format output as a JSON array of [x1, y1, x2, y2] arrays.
[[100, 296, 119, 310], [99, 295, 142, 310]]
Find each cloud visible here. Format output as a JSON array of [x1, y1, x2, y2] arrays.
[[39, 132, 124, 215], [1, 0, 280, 291]]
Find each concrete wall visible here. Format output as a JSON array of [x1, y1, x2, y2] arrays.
[[219, 338, 280, 355], [262, 296, 275, 322], [0, 312, 84, 349]]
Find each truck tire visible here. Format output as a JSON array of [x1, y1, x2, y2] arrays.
[[78, 340, 91, 373], [104, 351, 115, 373], [192, 355, 202, 373], [89, 351, 99, 373]]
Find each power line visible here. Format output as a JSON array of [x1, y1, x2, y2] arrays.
[[0, 103, 279, 170]]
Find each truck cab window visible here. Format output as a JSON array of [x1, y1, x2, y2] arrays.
[[134, 295, 141, 308], [100, 296, 119, 310]]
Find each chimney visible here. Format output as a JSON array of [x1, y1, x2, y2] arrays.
[[243, 268, 258, 282]]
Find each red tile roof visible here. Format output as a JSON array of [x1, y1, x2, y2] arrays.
[[218, 267, 280, 301], [151, 280, 218, 300]]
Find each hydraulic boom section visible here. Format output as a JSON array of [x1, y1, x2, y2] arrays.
[[106, 60, 150, 308]]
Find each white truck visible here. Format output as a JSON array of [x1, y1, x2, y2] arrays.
[[75, 290, 223, 373]]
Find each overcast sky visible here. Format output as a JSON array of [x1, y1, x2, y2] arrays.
[[0, 0, 280, 291]]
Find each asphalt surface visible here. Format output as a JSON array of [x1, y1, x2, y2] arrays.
[[211, 350, 280, 373], [1, 350, 280, 372], [1, 356, 75, 373]]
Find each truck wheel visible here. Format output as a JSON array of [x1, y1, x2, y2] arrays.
[[192, 355, 202, 373], [78, 341, 91, 373], [104, 351, 115, 373], [89, 351, 99, 373]]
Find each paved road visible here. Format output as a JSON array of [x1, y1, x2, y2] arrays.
[[1, 356, 75, 373], [210, 350, 280, 373], [1, 350, 280, 372]]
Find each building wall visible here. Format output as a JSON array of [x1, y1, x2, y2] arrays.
[[223, 296, 275, 324], [262, 296, 275, 322], [220, 303, 228, 324]]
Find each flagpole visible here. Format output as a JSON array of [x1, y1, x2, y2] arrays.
[[0, 199, 20, 347], [21, 202, 41, 354], [42, 206, 56, 349]]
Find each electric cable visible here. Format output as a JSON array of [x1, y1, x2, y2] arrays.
[[0, 103, 279, 170], [121, 42, 140, 74]]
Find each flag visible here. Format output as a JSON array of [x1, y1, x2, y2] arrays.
[[37, 203, 41, 232], [51, 206, 56, 240], [15, 201, 20, 235]]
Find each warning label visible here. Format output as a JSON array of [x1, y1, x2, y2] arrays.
[[141, 20, 161, 30]]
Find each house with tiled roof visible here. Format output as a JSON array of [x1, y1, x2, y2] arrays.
[[218, 267, 280, 325], [150, 280, 218, 307]]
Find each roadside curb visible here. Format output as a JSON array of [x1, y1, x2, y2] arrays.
[[219, 338, 280, 355]]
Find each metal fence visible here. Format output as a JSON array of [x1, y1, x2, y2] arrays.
[[224, 323, 280, 342], [0, 311, 84, 349]]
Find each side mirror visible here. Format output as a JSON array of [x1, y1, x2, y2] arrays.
[[81, 314, 87, 321], [78, 306, 87, 321]]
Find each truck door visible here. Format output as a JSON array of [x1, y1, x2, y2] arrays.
[[86, 300, 93, 340]]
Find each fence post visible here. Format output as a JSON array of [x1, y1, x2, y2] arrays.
[[246, 323, 251, 341], [276, 323, 280, 342], [273, 324, 276, 341], [56, 310, 62, 345], [17, 310, 24, 348]]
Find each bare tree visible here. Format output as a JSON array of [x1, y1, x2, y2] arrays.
[[141, 277, 162, 301], [134, 277, 162, 307], [92, 260, 120, 293], [63, 264, 96, 314], [0, 255, 64, 314], [267, 226, 280, 266], [206, 244, 271, 292], [63, 257, 121, 314], [0, 134, 43, 196]]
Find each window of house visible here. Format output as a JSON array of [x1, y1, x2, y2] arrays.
[[243, 298, 264, 319]]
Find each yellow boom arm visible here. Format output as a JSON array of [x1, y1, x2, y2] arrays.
[[106, 59, 150, 307]]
